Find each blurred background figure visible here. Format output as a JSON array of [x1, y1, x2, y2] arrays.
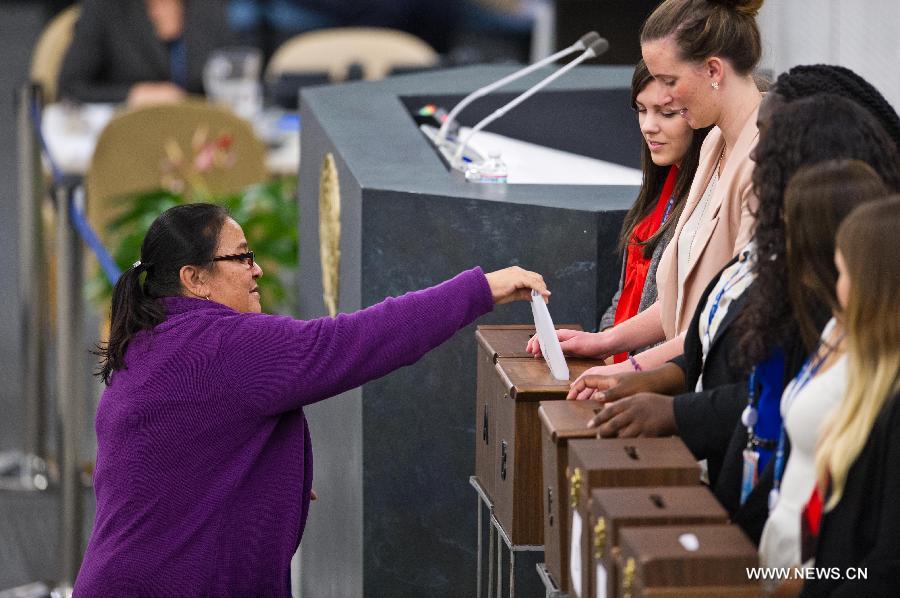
[[58, 0, 235, 105], [228, 0, 460, 55]]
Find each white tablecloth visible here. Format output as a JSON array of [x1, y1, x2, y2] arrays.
[[40, 103, 300, 177]]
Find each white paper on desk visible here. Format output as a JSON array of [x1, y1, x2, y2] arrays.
[[531, 290, 569, 380], [570, 509, 583, 597]]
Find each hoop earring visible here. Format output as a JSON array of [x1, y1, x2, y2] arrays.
[[711, 81, 720, 90]]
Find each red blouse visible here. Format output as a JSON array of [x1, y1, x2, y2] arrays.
[[613, 165, 679, 363]]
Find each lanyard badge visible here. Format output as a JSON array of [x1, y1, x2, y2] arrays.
[[740, 448, 760, 505]]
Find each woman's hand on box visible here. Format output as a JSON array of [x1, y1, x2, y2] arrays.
[[588, 393, 676, 437]]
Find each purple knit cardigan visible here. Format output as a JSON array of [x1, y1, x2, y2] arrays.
[[73, 268, 493, 596]]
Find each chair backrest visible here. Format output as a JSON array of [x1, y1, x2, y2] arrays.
[[265, 27, 438, 83], [85, 99, 267, 240], [30, 4, 81, 103], [474, 0, 523, 12]]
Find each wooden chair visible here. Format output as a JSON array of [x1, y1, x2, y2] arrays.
[[265, 27, 438, 83], [30, 4, 81, 103], [85, 99, 267, 242]]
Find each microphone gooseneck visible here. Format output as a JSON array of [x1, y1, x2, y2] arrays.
[[453, 36, 611, 164], [435, 31, 602, 144]]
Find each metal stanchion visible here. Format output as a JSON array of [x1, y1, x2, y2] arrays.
[[17, 84, 49, 464], [470, 476, 498, 598], [477, 492, 483, 598], [490, 512, 544, 598], [54, 184, 85, 594], [509, 545, 516, 597], [488, 519, 496, 597], [535, 563, 566, 598], [496, 528, 503, 598]]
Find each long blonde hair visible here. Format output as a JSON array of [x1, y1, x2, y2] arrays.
[[816, 197, 900, 510]]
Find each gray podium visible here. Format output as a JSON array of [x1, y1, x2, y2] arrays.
[[297, 65, 641, 597]]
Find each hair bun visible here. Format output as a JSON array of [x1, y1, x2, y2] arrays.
[[708, 0, 764, 17]]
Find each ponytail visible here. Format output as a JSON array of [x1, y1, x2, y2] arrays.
[[97, 262, 166, 384]]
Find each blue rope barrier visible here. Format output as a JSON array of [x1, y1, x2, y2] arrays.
[[30, 96, 122, 285], [70, 188, 123, 284]]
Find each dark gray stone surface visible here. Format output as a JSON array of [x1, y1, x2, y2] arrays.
[[297, 65, 640, 597]]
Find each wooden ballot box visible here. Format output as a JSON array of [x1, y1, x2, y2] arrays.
[[475, 323, 602, 546], [475, 325, 541, 502], [567, 438, 701, 598], [539, 399, 604, 593], [588, 487, 729, 598], [493, 357, 598, 545], [614, 525, 760, 597]]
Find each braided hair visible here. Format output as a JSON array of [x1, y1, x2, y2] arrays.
[[733, 94, 900, 370], [773, 64, 900, 149]]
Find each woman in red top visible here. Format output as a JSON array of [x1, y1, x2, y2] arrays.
[[601, 60, 711, 362]]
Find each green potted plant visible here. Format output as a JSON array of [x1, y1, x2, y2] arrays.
[[88, 127, 298, 315]]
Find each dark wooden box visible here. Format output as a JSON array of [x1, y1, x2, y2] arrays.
[[614, 524, 759, 597], [587, 487, 728, 598], [493, 357, 598, 546], [473, 324, 581, 504], [538, 399, 604, 593], [566, 438, 701, 598]]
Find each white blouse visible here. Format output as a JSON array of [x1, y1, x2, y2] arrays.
[[677, 170, 719, 300], [759, 318, 847, 569]]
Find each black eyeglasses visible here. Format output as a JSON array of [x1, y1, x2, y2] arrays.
[[211, 251, 255, 268]]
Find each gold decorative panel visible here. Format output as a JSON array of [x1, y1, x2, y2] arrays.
[[319, 153, 341, 316]]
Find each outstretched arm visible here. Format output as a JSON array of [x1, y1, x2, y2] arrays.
[[221, 267, 546, 415]]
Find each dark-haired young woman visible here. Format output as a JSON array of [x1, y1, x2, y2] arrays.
[[599, 60, 710, 363], [531, 0, 765, 382], [572, 93, 900, 543], [758, 160, 888, 575], [74, 204, 549, 595]]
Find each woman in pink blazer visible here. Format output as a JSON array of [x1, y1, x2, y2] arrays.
[[529, 0, 764, 389]]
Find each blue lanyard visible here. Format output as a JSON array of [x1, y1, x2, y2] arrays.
[[705, 256, 752, 349], [768, 336, 843, 511]]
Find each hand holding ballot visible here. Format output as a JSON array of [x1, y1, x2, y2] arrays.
[[485, 266, 550, 304]]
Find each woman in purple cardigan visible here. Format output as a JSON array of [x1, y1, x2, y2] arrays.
[[74, 203, 548, 596]]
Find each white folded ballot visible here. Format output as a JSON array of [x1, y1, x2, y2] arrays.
[[530, 290, 570, 381]]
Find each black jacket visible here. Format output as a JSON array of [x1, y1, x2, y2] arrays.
[[672, 256, 750, 488], [58, 0, 233, 103], [670, 256, 811, 544], [800, 393, 900, 597]]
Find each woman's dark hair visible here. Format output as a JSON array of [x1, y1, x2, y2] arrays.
[[640, 0, 764, 75], [783, 160, 889, 351], [97, 203, 230, 384], [772, 64, 900, 149], [618, 60, 710, 259], [734, 95, 900, 369]]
